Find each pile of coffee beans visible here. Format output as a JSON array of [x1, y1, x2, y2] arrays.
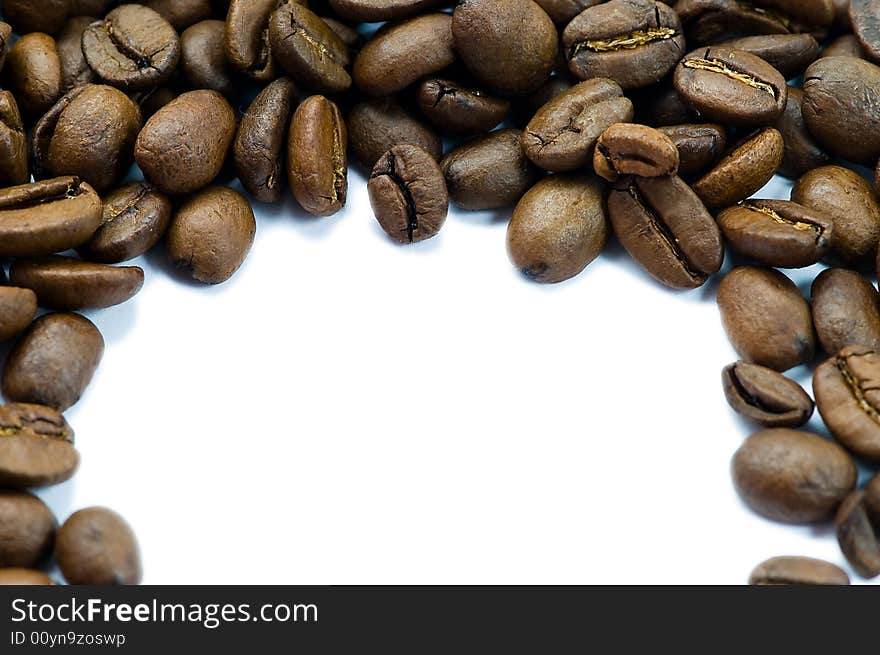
[[1, 0, 880, 585]]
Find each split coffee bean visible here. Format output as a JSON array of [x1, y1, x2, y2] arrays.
[[836, 486, 880, 579], [656, 124, 726, 181], [4, 33, 63, 118], [56, 507, 142, 585], [417, 79, 511, 135], [0, 287, 37, 343], [0, 91, 28, 188], [0, 402, 78, 488], [811, 268, 880, 356], [0, 490, 56, 568], [722, 362, 814, 428], [347, 98, 442, 169], [748, 556, 850, 585], [593, 123, 680, 182]]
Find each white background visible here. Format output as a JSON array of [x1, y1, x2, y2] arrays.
[[15, 169, 878, 585]]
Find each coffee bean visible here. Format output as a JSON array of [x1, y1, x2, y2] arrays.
[[225, 0, 279, 81], [452, 0, 558, 96], [835, 489, 880, 578], [71, 0, 115, 16], [773, 86, 830, 179], [722, 361, 814, 428], [535, 0, 599, 24], [593, 123, 680, 181], [0, 490, 56, 568], [866, 472, 880, 523], [822, 34, 866, 59], [2, 0, 70, 35], [717, 199, 832, 268], [0, 569, 55, 585], [524, 78, 634, 172], [146, 0, 214, 31], [2, 313, 104, 412], [0, 177, 103, 258], [82, 5, 181, 92], [5, 33, 63, 118], [0, 402, 78, 488], [416, 79, 510, 135], [167, 187, 256, 284], [135, 90, 236, 196], [348, 98, 442, 168], [180, 20, 234, 97], [719, 34, 820, 79], [656, 123, 726, 181], [749, 556, 850, 585], [717, 266, 814, 371], [320, 17, 362, 51], [369, 144, 449, 244], [608, 174, 723, 289], [56, 507, 142, 585], [640, 83, 694, 127], [850, 0, 880, 64], [0, 91, 29, 187], [675, 0, 799, 44], [812, 269, 880, 356], [0, 287, 37, 343], [563, 0, 686, 90], [833, 0, 853, 31], [732, 428, 857, 524], [57, 16, 97, 93], [287, 95, 348, 217], [329, 0, 445, 22], [0, 22, 10, 72]]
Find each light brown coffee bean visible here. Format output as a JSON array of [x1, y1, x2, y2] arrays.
[[722, 361, 814, 428], [0, 287, 37, 343], [56, 507, 142, 585], [5, 33, 63, 118], [0, 490, 56, 568], [812, 268, 880, 356], [749, 556, 850, 585], [593, 123, 679, 181], [225, 0, 292, 82], [0, 402, 78, 488]]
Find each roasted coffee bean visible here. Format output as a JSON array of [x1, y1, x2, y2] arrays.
[[836, 489, 880, 578], [225, 0, 292, 82], [640, 83, 694, 126], [675, 0, 803, 44], [608, 175, 723, 289], [812, 268, 880, 356], [4, 33, 63, 118], [692, 128, 784, 210], [56, 507, 142, 585], [70, 0, 116, 15], [674, 47, 788, 127], [167, 187, 256, 284], [792, 165, 880, 270], [773, 86, 830, 179], [593, 123, 679, 181], [524, 78, 634, 172], [867, 475, 880, 526], [136, 82, 182, 120], [270, 3, 352, 95], [369, 144, 449, 244], [57, 16, 97, 93], [657, 123, 726, 181], [146, 0, 214, 31], [822, 34, 866, 59], [0, 402, 78, 488], [507, 174, 608, 283], [320, 17, 362, 50], [32, 85, 142, 193], [719, 34, 820, 79], [850, 0, 880, 63], [814, 345, 880, 461], [722, 361, 814, 428], [2, 0, 70, 35], [833, 0, 853, 31], [717, 199, 832, 268], [234, 78, 298, 203], [717, 266, 814, 371], [0, 22, 10, 72], [563, 0, 686, 90], [452, 0, 557, 96], [82, 5, 181, 92], [748, 556, 850, 585], [0, 568, 55, 585], [536, 0, 599, 24], [0, 177, 103, 258], [517, 76, 574, 126], [442, 129, 540, 211], [180, 20, 234, 97], [2, 313, 104, 412], [135, 90, 236, 196], [417, 79, 510, 135], [287, 95, 348, 217], [0, 287, 37, 343], [329, 0, 445, 21], [0, 490, 56, 568], [732, 428, 857, 524], [348, 98, 442, 168], [0, 91, 29, 187]]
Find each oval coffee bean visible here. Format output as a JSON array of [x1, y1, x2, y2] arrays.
[[524, 78, 634, 172], [329, 0, 443, 21], [836, 490, 880, 579], [5, 33, 63, 118], [593, 123, 679, 182], [717, 199, 832, 269], [812, 268, 880, 355], [369, 145, 449, 244], [719, 34, 819, 79], [135, 90, 236, 196], [717, 267, 814, 371], [0, 569, 55, 585], [180, 20, 233, 97], [655, 123, 725, 182], [287, 95, 348, 217], [608, 175, 723, 289], [563, 0, 686, 91], [225, 0, 291, 82], [146, 0, 214, 31], [748, 556, 850, 585], [56, 507, 142, 585], [0, 22, 9, 72], [0, 177, 103, 258], [0, 402, 78, 488], [773, 86, 830, 180], [722, 362, 814, 428], [2, 0, 70, 35], [441, 129, 540, 211], [0, 91, 29, 188], [167, 187, 256, 285], [57, 16, 97, 93], [417, 79, 510, 135], [732, 428, 857, 524], [507, 174, 608, 284], [348, 98, 442, 169], [0, 287, 37, 343], [452, 0, 557, 96], [850, 0, 880, 63], [0, 490, 56, 568]]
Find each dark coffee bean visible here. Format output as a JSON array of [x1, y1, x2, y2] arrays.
[[234, 78, 299, 203], [0, 287, 37, 343], [822, 34, 867, 59], [452, 0, 557, 96], [749, 556, 850, 585], [535, 0, 599, 24], [32, 84, 143, 193], [225, 0, 286, 82], [836, 489, 880, 578], [417, 79, 510, 135], [329, 0, 444, 22], [5, 33, 63, 118], [0, 91, 29, 187], [675, 0, 801, 44], [773, 86, 830, 180], [814, 345, 880, 461], [850, 0, 880, 63], [717, 266, 814, 371], [146, 0, 214, 31], [640, 83, 694, 127], [56, 507, 142, 585], [657, 123, 726, 181], [0, 490, 56, 568], [722, 361, 814, 428], [867, 475, 880, 525], [717, 199, 832, 269], [692, 128, 784, 210], [0, 402, 78, 488], [287, 95, 348, 217], [516, 76, 573, 126], [369, 144, 449, 244], [82, 5, 181, 92], [812, 268, 880, 356], [792, 165, 880, 270], [524, 78, 634, 172], [320, 17, 362, 51], [441, 129, 540, 211], [70, 0, 115, 16], [0, 177, 103, 258], [0, 569, 55, 585], [167, 187, 256, 284], [719, 34, 819, 79], [57, 16, 97, 93], [732, 428, 857, 524], [0, 22, 10, 72], [563, 0, 686, 91], [135, 90, 236, 196], [348, 98, 442, 168], [593, 123, 679, 181], [2, 0, 70, 35], [136, 83, 182, 120], [833, 0, 853, 30], [180, 20, 234, 97], [608, 175, 723, 289]]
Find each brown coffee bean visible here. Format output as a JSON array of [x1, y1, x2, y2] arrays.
[[851, 0, 880, 64], [836, 489, 880, 578], [5, 33, 63, 118], [812, 269, 880, 356], [2, 0, 70, 35], [417, 79, 510, 135], [0, 490, 56, 568], [536, 0, 599, 24], [656, 124, 726, 181], [167, 187, 256, 284], [320, 17, 361, 50], [225, 0, 293, 82], [593, 123, 679, 182], [0, 91, 29, 187], [135, 90, 236, 196], [146, 0, 214, 31], [56, 507, 142, 585], [722, 361, 814, 428], [0, 287, 37, 343], [719, 34, 820, 79], [822, 34, 866, 59], [0, 568, 55, 585], [641, 83, 694, 127], [732, 428, 857, 524], [329, 0, 444, 21], [749, 556, 850, 585], [180, 20, 234, 97], [773, 86, 830, 180], [70, 1, 115, 16], [517, 76, 574, 126], [718, 267, 815, 371], [0, 22, 11, 74], [57, 16, 97, 93], [0, 402, 78, 488], [675, 0, 805, 44], [348, 98, 442, 169], [369, 144, 449, 244], [287, 95, 348, 217]]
